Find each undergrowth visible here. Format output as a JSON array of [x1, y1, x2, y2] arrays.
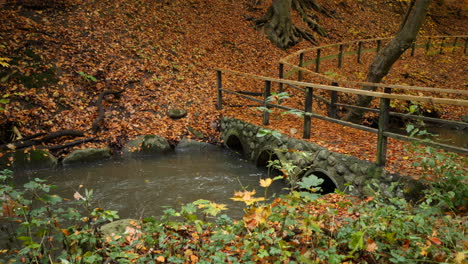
[[0, 145, 466, 263]]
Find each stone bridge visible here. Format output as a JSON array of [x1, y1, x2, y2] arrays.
[[221, 117, 417, 197]]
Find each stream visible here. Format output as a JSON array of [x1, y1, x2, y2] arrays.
[[14, 143, 286, 220]]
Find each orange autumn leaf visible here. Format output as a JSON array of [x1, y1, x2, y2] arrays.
[[231, 190, 265, 206], [365, 238, 378, 252], [428, 237, 442, 245], [243, 205, 271, 229]]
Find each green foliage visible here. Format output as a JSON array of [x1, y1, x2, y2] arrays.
[[405, 122, 467, 212], [410, 145, 468, 213], [1, 141, 466, 264], [256, 128, 282, 140], [78, 71, 98, 82], [0, 169, 118, 263]]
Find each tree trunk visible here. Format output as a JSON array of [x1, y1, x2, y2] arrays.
[[256, 0, 329, 49], [343, 0, 432, 123]]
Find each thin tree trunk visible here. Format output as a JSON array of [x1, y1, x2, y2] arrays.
[[343, 0, 431, 123]]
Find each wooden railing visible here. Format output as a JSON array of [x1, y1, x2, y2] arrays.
[[280, 35, 467, 82], [215, 35, 468, 167]]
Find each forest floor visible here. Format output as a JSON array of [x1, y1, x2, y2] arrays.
[[0, 0, 466, 177]]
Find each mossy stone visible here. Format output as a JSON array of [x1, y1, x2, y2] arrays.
[[0, 149, 57, 170], [62, 147, 111, 165], [101, 219, 140, 237], [124, 135, 171, 155], [167, 109, 187, 119]]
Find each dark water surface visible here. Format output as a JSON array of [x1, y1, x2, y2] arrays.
[[15, 144, 286, 219]]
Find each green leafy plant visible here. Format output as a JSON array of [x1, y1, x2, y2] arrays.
[[78, 71, 97, 82], [0, 169, 118, 263]]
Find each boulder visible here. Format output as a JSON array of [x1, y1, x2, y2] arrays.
[[62, 147, 111, 165], [101, 219, 140, 237], [167, 109, 187, 119], [124, 135, 171, 155], [0, 149, 57, 170], [187, 126, 204, 139], [175, 138, 218, 152]]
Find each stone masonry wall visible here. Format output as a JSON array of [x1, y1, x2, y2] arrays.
[[221, 117, 412, 197]]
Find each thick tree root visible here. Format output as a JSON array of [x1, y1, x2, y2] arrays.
[[1, 88, 124, 152], [0, 129, 85, 151], [255, 0, 330, 49], [40, 137, 97, 151], [91, 89, 125, 134]]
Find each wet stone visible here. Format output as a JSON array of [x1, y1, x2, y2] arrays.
[[63, 147, 111, 165], [167, 109, 187, 119]]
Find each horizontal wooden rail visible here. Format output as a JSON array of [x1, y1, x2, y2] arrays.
[[222, 87, 467, 155], [283, 42, 466, 80], [384, 132, 468, 155], [280, 61, 468, 95], [215, 68, 468, 106], [334, 103, 468, 129], [285, 83, 331, 104], [215, 67, 468, 168], [280, 35, 467, 95], [281, 35, 467, 62]]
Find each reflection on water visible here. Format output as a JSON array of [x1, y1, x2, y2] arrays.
[[15, 144, 286, 219], [390, 123, 467, 149]]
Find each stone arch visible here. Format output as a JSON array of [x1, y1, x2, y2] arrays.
[[225, 134, 245, 156], [255, 148, 283, 177], [223, 129, 249, 157], [303, 168, 338, 194]]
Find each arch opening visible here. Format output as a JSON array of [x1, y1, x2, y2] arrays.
[[305, 170, 337, 194], [225, 135, 245, 156], [256, 150, 282, 177]]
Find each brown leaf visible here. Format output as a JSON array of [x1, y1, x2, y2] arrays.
[[428, 237, 442, 245], [365, 238, 378, 252]]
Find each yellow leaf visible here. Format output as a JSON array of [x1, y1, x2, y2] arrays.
[[454, 251, 465, 264], [231, 190, 265, 206], [156, 256, 165, 262], [259, 178, 273, 188], [243, 205, 271, 229]]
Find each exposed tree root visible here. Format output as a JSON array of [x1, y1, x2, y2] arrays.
[[255, 0, 330, 49], [0, 129, 85, 151], [40, 137, 97, 151], [91, 89, 125, 134], [1, 88, 124, 153]]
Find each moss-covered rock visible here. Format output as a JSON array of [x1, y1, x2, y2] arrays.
[[124, 135, 171, 156], [0, 149, 57, 170], [62, 147, 111, 165], [187, 126, 204, 139], [101, 219, 141, 237], [167, 109, 187, 119]]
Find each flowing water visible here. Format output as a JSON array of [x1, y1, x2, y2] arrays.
[[14, 143, 286, 219]]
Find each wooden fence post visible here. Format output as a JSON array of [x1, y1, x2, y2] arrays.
[[411, 41, 416, 56], [216, 70, 223, 110], [338, 44, 344, 68], [298, 52, 304, 81], [464, 38, 467, 55], [303, 87, 313, 139], [263, 80, 271, 125], [425, 37, 431, 54], [376, 39, 382, 53], [439, 37, 445, 54], [357, 41, 363, 64], [452, 37, 458, 52], [376, 87, 391, 167], [315, 48, 321, 72], [278, 63, 284, 94], [328, 82, 338, 119]]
